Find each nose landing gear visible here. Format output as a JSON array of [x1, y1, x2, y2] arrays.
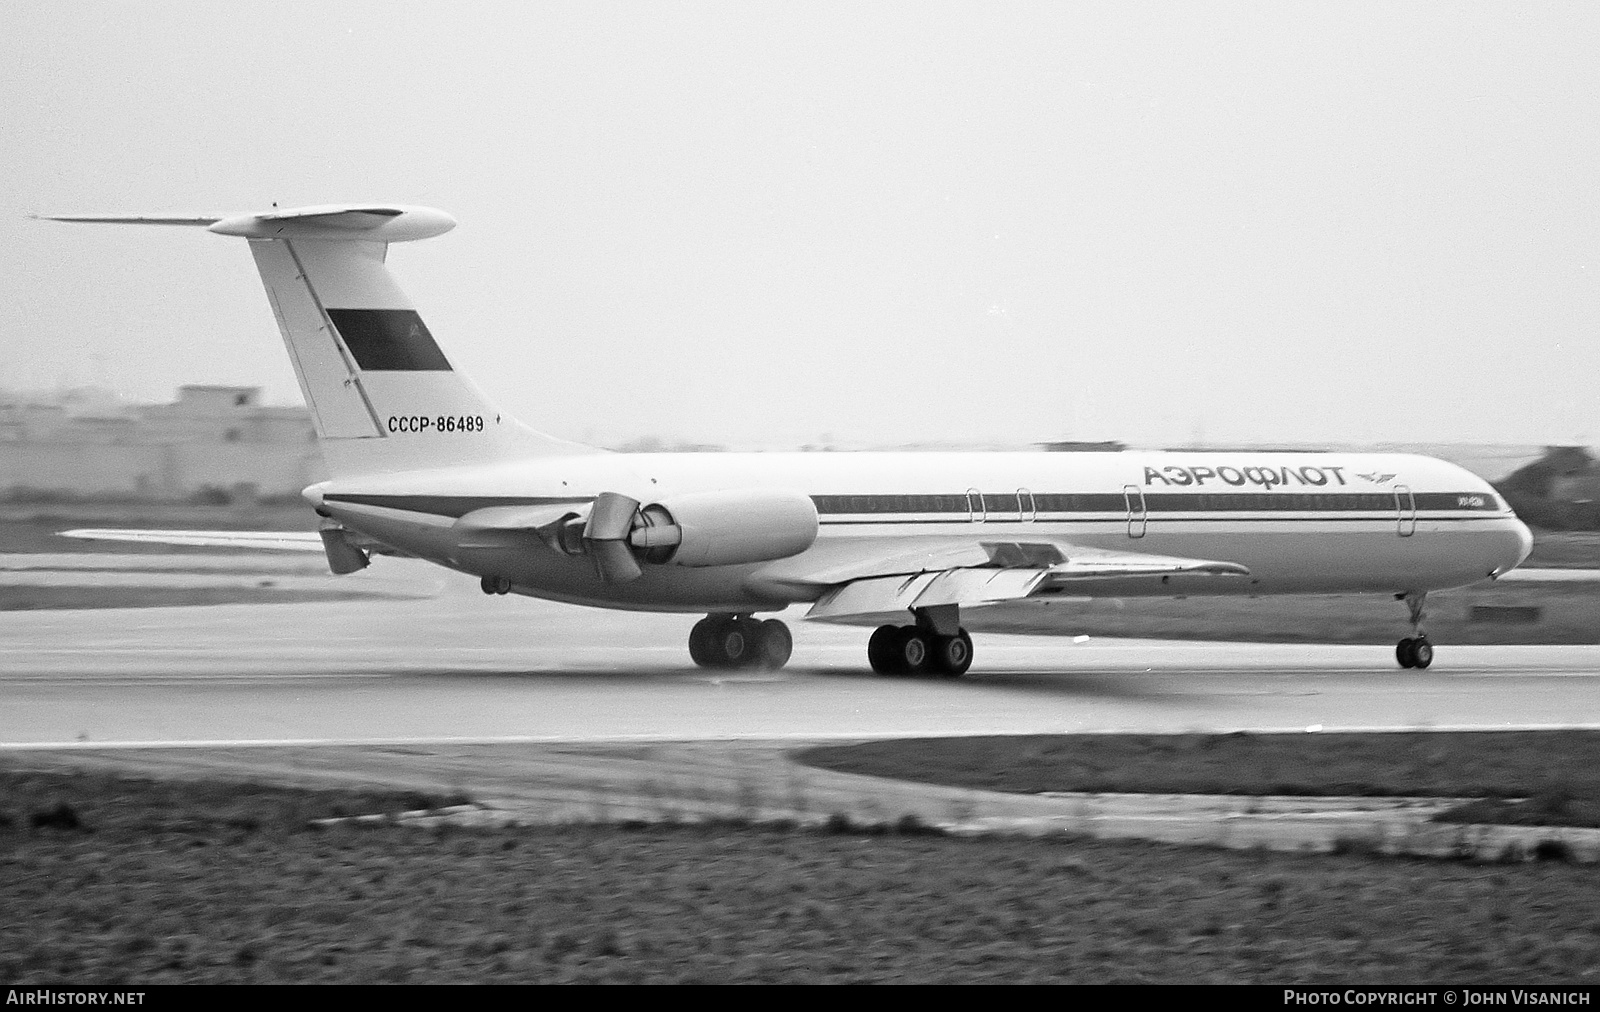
[[689, 614, 792, 670], [1395, 591, 1433, 669], [1396, 636, 1434, 669]]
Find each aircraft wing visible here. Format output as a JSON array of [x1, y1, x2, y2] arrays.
[[448, 502, 591, 552], [58, 529, 325, 551], [772, 537, 1250, 625]]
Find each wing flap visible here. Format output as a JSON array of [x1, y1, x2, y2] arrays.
[[760, 540, 992, 589], [758, 535, 1247, 589], [800, 541, 1250, 625], [911, 567, 1049, 607], [806, 568, 1049, 624]]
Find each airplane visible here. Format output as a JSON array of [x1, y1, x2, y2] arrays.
[[43, 203, 1534, 675]]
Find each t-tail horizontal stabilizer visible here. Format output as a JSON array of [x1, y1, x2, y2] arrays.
[[58, 529, 324, 552]]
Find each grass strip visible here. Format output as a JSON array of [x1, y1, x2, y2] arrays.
[[3, 765, 1599, 983], [797, 731, 1600, 828]]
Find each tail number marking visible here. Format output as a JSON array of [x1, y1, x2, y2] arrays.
[[388, 415, 485, 433]]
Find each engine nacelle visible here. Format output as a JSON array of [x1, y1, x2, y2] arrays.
[[632, 488, 818, 568]]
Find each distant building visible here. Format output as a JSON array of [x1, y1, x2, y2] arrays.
[[1037, 440, 1127, 453], [0, 385, 323, 500]]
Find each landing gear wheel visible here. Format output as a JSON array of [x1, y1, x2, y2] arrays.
[[689, 615, 758, 668], [717, 618, 756, 667], [689, 617, 720, 668], [1410, 637, 1433, 669], [893, 627, 930, 676], [1396, 636, 1433, 670], [868, 625, 901, 675], [930, 629, 973, 678], [753, 619, 792, 671], [1395, 591, 1433, 670]]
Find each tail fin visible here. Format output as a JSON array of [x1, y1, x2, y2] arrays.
[[43, 204, 591, 477]]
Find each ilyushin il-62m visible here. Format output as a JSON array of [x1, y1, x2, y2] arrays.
[[45, 204, 1533, 675]]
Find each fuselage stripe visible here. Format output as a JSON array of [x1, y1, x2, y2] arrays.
[[809, 491, 1499, 514], [324, 490, 1507, 522], [817, 516, 1507, 526]]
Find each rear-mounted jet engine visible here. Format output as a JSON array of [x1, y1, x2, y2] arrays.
[[552, 488, 819, 584]]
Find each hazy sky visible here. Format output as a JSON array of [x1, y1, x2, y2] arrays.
[[3, 2, 1598, 449]]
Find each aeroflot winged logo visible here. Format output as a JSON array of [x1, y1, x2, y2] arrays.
[[1143, 464, 1401, 489]]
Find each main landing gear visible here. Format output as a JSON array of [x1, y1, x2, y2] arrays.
[[689, 614, 793, 670], [1395, 591, 1433, 669], [867, 622, 974, 678]]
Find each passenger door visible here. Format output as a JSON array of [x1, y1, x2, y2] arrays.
[[1123, 484, 1148, 539]]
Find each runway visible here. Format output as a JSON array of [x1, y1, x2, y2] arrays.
[[4, 558, 1600, 748], [7, 556, 1600, 857]]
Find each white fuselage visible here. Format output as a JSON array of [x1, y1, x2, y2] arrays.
[[310, 449, 1533, 618]]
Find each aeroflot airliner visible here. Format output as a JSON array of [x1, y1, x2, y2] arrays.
[[45, 204, 1534, 675]]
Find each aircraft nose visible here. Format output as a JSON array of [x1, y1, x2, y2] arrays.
[[1512, 518, 1534, 568], [1493, 517, 1535, 577]]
